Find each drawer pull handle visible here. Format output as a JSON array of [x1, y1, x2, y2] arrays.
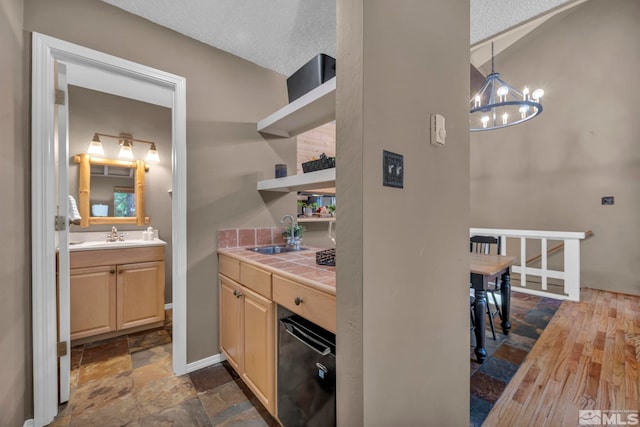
[[295, 297, 303, 306]]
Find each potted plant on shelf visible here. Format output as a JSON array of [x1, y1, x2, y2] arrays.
[[328, 204, 336, 217], [297, 201, 317, 217], [282, 224, 306, 249]]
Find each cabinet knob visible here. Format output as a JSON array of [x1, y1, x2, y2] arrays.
[[295, 297, 303, 306], [118, 269, 124, 274], [233, 289, 243, 298], [110, 270, 115, 274]]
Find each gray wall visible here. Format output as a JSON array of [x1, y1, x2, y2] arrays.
[[337, 0, 470, 425], [67, 86, 174, 302], [0, 0, 31, 424], [471, 0, 640, 296], [24, 0, 296, 365]]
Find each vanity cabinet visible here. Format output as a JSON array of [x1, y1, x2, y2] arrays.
[[70, 266, 117, 339], [70, 246, 165, 342], [219, 256, 275, 415]]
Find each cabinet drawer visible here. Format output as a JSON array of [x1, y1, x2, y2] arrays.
[[240, 262, 272, 298], [71, 245, 164, 268], [272, 275, 336, 333], [219, 254, 240, 282]]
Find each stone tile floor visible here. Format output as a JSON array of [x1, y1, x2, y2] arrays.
[[469, 292, 561, 426], [48, 294, 558, 426], [48, 313, 277, 427]]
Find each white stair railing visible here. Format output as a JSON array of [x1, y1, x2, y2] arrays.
[[470, 228, 587, 301]]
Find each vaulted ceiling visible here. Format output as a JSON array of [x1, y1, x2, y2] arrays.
[[101, 0, 585, 76]]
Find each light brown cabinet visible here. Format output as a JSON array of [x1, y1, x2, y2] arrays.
[[117, 261, 165, 330], [70, 266, 117, 340], [70, 246, 165, 342], [219, 255, 275, 415], [273, 274, 336, 333]]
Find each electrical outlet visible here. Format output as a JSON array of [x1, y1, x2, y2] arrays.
[[383, 150, 404, 188], [602, 196, 614, 205]]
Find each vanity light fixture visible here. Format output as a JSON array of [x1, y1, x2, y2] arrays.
[[470, 42, 544, 131], [118, 139, 135, 160], [87, 133, 105, 156], [87, 132, 160, 162]]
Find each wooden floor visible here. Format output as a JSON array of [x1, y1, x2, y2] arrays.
[[484, 288, 640, 427]]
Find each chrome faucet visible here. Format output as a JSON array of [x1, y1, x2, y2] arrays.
[[106, 226, 125, 242], [280, 214, 296, 246], [106, 226, 119, 242]]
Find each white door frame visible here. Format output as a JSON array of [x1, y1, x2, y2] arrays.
[[31, 32, 187, 427]]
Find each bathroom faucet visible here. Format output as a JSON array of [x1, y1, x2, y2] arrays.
[[280, 215, 296, 246], [106, 226, 124, 242]]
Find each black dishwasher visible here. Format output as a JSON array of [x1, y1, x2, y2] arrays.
[[278, 306, 336, 427]]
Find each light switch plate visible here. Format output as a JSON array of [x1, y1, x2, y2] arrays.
[[383, 150, 404, 188], [431, 113, 446, 146]]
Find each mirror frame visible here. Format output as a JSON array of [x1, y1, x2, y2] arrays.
[[73, 153, 150, 227]]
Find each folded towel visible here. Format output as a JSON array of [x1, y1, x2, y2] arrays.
[[68, 195, 82, 221]]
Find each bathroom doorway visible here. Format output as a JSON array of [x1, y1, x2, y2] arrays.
[[32, 33, 187, 427]]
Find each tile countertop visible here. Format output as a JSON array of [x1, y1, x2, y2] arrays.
[[217, 246, 336, 295]]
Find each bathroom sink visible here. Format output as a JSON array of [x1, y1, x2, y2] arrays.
[[247, 245, 307, 255], [67, 239, 166, 251]]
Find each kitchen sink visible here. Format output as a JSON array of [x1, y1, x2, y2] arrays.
[[247, 245, 307, 255]]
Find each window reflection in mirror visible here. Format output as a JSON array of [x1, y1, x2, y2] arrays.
[[114, 187, 136, 217]]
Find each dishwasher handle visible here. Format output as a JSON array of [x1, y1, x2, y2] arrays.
[[281, 318, 331, 356]]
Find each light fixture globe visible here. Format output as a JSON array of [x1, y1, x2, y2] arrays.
[[146, 143, 160, 163], [470, 43, 543, 131], [119, 139, 135, 160], [87, 133, 104, 156]]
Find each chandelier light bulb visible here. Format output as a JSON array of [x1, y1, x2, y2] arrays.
[[481, 116, 489, 129], [522, 87, 529, 100], [497, 86, 509, 102], [519, 105, 529, 119], [502, 112, 509, 125], [532, 88, 544, 101], [474, 95, 481, 108]]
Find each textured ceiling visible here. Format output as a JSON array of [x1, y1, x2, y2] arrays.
[[101, 0, 579, 76]]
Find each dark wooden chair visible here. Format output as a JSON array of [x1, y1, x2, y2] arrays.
[[470, 235, 502, 340]]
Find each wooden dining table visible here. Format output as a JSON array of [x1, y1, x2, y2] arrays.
[[470, 253, 518, 363]]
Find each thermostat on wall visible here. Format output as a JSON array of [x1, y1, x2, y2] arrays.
[[431, 113, 446, 146]]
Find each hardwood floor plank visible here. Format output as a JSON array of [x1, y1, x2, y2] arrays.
[[483, 288, 640, 427]]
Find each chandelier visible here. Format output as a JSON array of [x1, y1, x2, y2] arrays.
[[470, 43, 543, 131]]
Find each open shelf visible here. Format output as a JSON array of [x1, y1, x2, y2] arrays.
[[257, 77, 336, 138], [297, 217, 335, 223], [257, 168, 335, 192]]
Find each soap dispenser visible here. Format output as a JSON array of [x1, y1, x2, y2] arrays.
[[143, 227, 153, 241]]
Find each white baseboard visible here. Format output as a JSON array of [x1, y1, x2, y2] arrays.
[[185, 353, 226, 373], [164, 303, 173, 310], [24, 419, 34, 427]]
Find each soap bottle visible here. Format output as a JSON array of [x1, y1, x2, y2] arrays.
[[143, 227, 153, 241]]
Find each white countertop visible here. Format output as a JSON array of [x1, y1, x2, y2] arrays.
[[68, 239, 166, 251], [66, 231, 166, 251]]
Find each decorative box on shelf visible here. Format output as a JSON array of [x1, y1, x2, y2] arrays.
[[302, 153, 335, 173]]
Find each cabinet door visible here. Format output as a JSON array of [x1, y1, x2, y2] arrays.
[[219, 274, 243, 372], [70, 265, 117, 340], [117, 261, 165, 330], [242, 286, 275, 414]]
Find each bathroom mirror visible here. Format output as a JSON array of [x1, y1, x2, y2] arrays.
[[73, 153, 150, 227]]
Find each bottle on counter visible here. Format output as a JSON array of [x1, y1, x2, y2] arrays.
[[143, 227, 154, 241]]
